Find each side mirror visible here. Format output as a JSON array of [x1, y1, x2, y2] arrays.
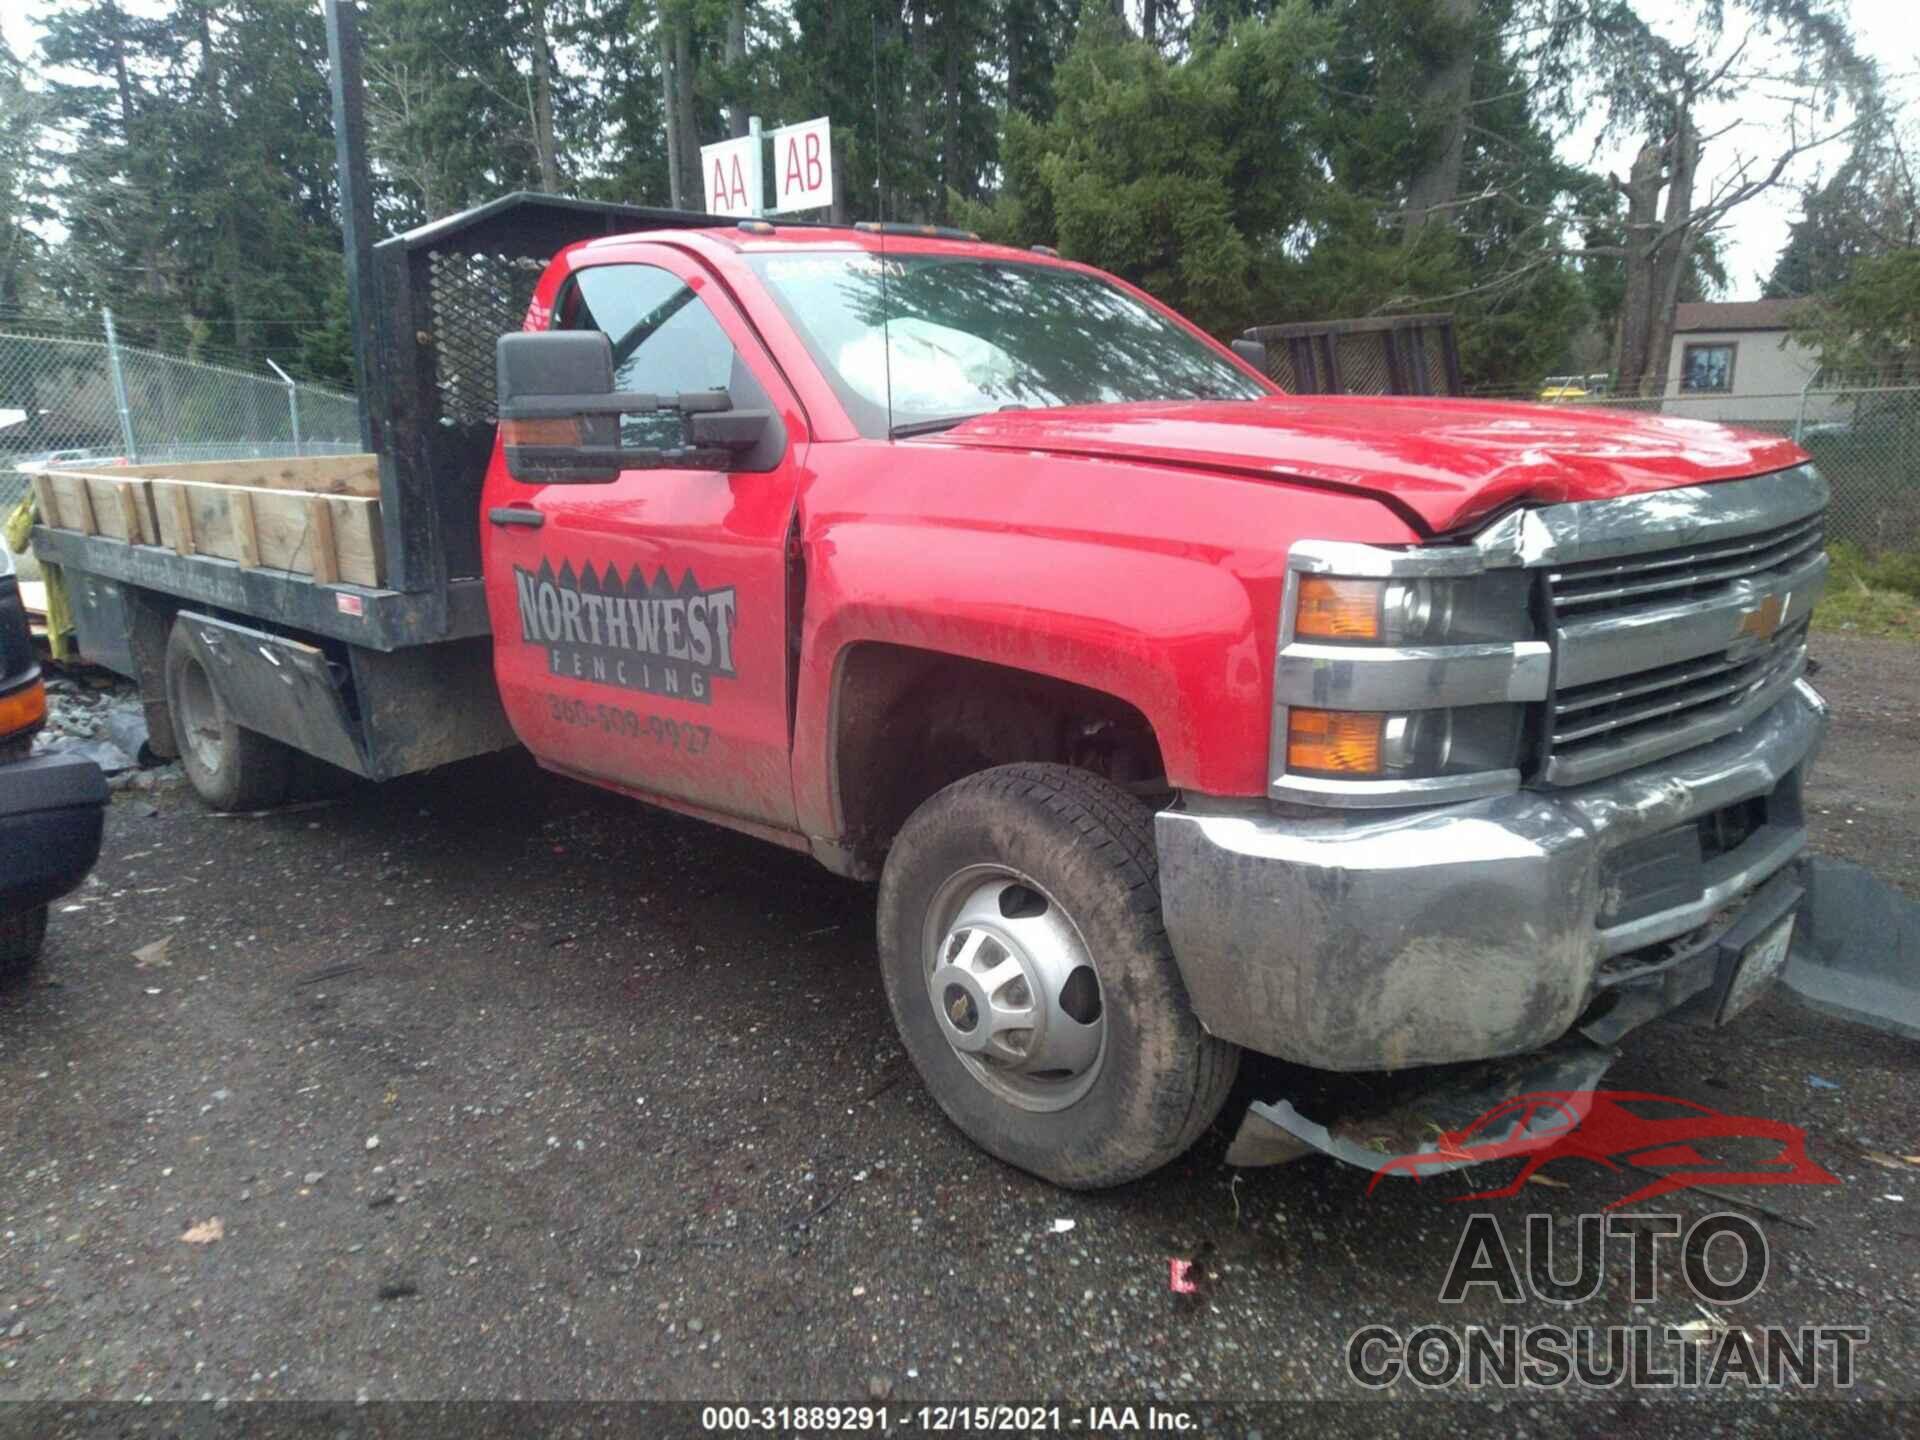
[[496, 331, 785, 481], [1231, 337, 1269, 376], [498, 331, 623, 483]]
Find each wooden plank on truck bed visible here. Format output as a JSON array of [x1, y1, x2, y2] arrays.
[[88, 474, 158, 543], [164, 483, 195, 556], [305, 496, 339, 584], [230, 489, 260, 568], [39, 471, 158, 543], [29, 473, 60, 529], [114, 482, 148, 544], [114, 454, 380, 497], [48, 472, 99, 535], [149, 478, 384, 587]]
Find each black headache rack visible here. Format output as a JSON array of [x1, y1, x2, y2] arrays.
[[369, 191, 735, 635], [30, 192, 733, 655]]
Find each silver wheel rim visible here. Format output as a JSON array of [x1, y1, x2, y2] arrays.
[[176, 655, 225, 777], [921, 865, 1106, 1113]]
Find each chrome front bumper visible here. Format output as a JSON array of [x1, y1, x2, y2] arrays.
[[1155, 681, 1829, 1071]]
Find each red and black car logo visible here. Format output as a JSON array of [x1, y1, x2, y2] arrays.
[[1368, 1090, 1839, 1209]]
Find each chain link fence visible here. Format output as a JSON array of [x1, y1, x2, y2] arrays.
[[1791, 384, 1920, 556], [0, 314, 361, 514], [1463, 380, 1920, 556]]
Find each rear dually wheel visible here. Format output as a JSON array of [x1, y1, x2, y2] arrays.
[[164, 618, 294, 812]]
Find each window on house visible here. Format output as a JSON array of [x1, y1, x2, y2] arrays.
[[1681, 343, 1736, 394]]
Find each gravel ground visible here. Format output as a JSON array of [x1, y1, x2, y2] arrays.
[[0, 633, 1915, 1428], [1803, 632, 1920, 898]]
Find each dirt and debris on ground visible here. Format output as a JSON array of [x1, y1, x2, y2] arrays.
[[31, 665, 180, 791], [0, 634, 1913, 1422], [1804, 634, 1920, 898]]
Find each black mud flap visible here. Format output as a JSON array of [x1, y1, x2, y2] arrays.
[[179, 612, 370, 777], [1226, 1039, 1618, 1175], [178, 613, 515, 782]]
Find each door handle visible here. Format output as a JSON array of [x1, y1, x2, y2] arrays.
[[489, 506, 544, 529]]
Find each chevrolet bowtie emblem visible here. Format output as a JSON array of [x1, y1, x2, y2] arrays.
[[1736, 592, 1789, 642]]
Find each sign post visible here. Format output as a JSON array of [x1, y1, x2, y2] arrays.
[[702, 116, 834, 219]]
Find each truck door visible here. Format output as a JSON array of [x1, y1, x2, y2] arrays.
[[481, 250, 805, 829]]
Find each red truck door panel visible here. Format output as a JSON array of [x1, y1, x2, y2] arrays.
[[481, 249, 804, 829]]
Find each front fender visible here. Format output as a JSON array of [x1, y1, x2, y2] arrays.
[[790, 521, 1267, 841], [787, 444, 1422, 848]]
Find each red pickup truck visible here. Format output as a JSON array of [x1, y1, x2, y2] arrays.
[[36, 201, 1829, 1188]]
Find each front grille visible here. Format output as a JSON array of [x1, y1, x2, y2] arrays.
[[1548, 513, 1826, 617], [1534, 473, 1828, 788], [1549, 620, 1807, 767]]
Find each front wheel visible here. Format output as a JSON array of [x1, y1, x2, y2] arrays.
[[876, 764, 1239, 1189]]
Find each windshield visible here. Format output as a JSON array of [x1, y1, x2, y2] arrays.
[[745, 253, 1266, 437]]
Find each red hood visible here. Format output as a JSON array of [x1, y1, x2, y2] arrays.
[[929, 396, 1808, 535]]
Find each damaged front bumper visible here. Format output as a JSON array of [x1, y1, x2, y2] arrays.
[[1155, 681, 1829, 1169]]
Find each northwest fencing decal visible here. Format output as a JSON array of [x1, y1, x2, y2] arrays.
[[516, 559, 738, 703]]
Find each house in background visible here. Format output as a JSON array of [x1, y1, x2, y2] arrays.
[[1662, 298, 1835, 423]]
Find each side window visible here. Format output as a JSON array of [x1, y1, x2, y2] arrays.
[[555, 263, 749, 450]]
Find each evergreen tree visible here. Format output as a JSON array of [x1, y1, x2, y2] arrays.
[[1766, 115, 1919, 299], [16, 0, 1875, 402], [0, 35, 51, 311], [38, 1, 346, 378], [961, 4, 1334, 336]]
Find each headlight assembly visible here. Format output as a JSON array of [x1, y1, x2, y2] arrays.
[[1273, 545, 1546, 806]]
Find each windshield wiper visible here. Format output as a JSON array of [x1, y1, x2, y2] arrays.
[[889, 412, 987, 439]]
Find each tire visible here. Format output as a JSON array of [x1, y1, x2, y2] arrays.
[[877, 763, 1239, 1189], [164, 619, 294, 812], [0, 904, 48, 978]]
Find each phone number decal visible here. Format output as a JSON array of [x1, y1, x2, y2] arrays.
[[545, 694, 712, 753]]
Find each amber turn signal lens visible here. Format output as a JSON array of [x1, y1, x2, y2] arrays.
[[0, 677, 46, 738], [1286, 707, 1384, 775], [501, 416, 586, 446], [1295, 577, 1383, 641]]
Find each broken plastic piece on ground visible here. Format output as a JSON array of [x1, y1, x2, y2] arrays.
[[33, 734, 137, 775], [1168, 1259, 1197, 1294], [1226, 1037, 1616, 1173]]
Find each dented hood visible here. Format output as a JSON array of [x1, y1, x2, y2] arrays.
[[929, 395, 1809, 535]]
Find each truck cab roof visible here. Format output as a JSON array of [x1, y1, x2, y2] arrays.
[[575, 219, 1062, 268]]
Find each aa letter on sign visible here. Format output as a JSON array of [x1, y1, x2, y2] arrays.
[[772, 117, 833, 214], [701, 134, 761, 217]]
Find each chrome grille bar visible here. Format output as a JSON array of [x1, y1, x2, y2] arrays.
[[1552, 549, 1826, 690], [1545, 641, 1808, 787], [1553, 624, 1808, 745], [1553, 639, 1791, 716], [1549, 516, 1826, 612], [1517, 465, 1830, 789]]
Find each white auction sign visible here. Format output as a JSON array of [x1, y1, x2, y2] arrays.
[[771, 117, 834, 214], [701, 133, 762, 217]]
